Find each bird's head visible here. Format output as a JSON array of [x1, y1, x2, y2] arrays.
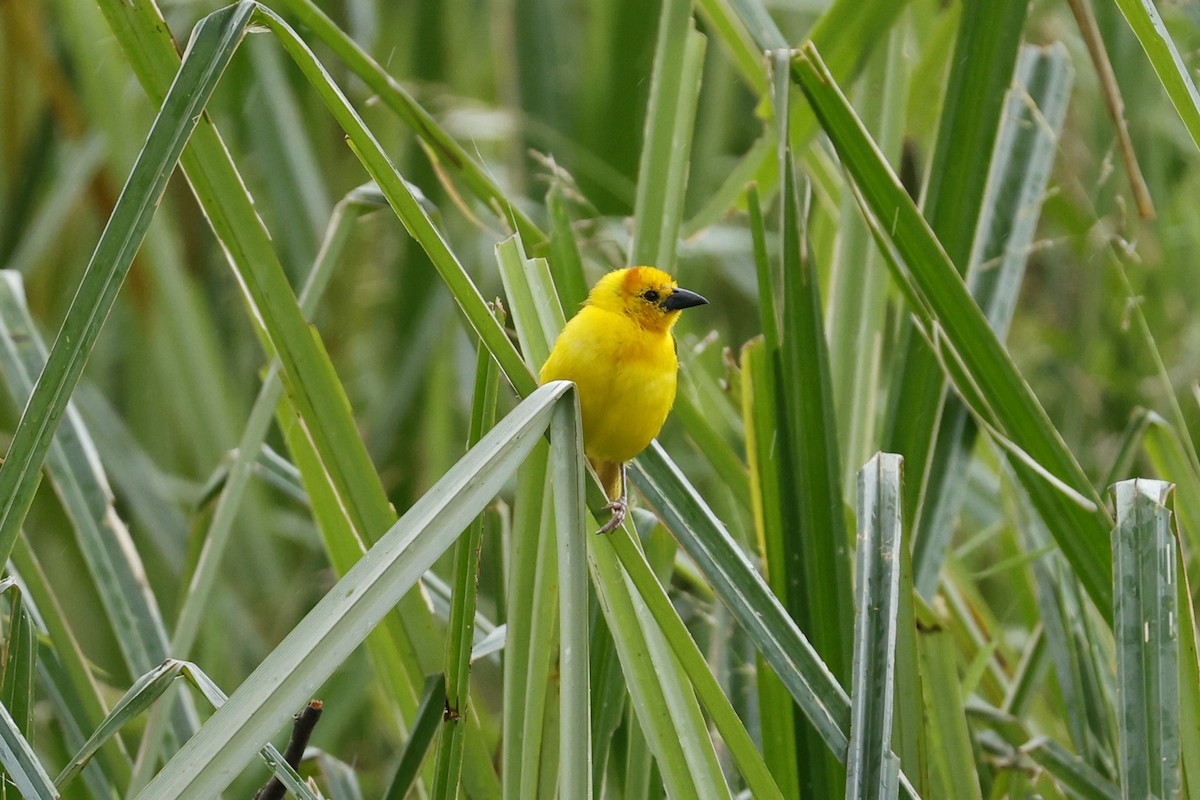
[[587, 267, 708, 333]]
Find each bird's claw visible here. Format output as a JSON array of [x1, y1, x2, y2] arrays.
[[596, 497, 628, 535]]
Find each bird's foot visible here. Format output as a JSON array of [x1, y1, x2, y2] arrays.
[[596, 497, 628, 535]]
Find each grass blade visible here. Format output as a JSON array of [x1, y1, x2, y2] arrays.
[[741, 344, 801, 794], [384, 675, 446, 800], [846, 454, 904, 800], [57, 659, 318, 800], [135, 382, 571, 798], [0, 580, 55, 798], [501, 443, 559, 798], [1110, 0, 1200, 153], [889, 495, 929, 797], [0, 273, 167, 675], [551, 390, 591, 799], [791, 40, 1114, 619], [587, 534, 709, 800], [9, 539, 131, 793], [496, 234, 566, 371], [432, 330, 502, 799], [828, 28, 905, 489], [0, 270, 201, 760], [778, 155, 853, 679], [883, 0, 1027, 568], [603, 527, 783, 799], [916, 601, 983, 800], [1019, 499, 1117, 775], [631, 0, 706, 272], [0, 582, 35, 749], [494, 235, 564, 799], [0, 697, 57, 800], [789, 171, 852, 787], [1110, 479, 1180, 800], [546, 183, 589, 312], [913, 42, 1075, 597]]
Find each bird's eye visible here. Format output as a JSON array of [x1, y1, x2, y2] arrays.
[[642, 289, 660, 303]]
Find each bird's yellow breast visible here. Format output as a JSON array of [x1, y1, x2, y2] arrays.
[[540, 305, 679, 464]]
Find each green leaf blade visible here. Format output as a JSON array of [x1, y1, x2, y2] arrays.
[[846, 454, 905, 800], [1110, 479, 1180, 800]]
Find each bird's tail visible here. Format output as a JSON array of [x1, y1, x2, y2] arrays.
[[591, 459, 622, 502]]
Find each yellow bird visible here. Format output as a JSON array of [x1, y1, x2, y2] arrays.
[[540, 266, 708, 533]]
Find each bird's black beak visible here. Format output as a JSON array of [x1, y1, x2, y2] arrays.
[[663, 287, 708, 311]]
